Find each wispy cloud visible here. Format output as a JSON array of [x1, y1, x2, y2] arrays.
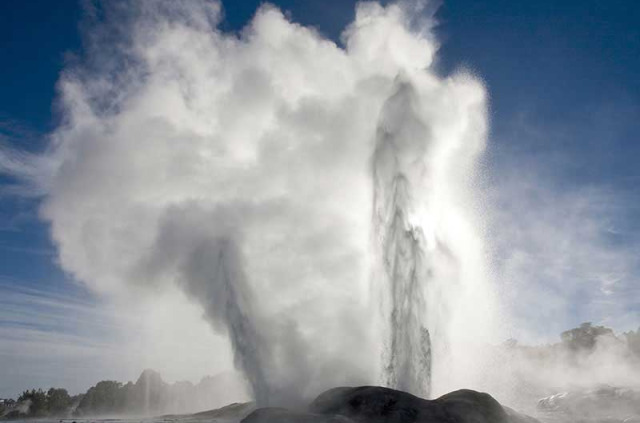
[[487, 114, 640, 342], [0, 280, 235, 400], [0, 282, 117, 397]]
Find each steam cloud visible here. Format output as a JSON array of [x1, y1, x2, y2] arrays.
[[372, 68, 497, 399], [1, 0, 501, 406]]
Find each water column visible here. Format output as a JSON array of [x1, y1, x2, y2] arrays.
[[373, 78, 434, 398]]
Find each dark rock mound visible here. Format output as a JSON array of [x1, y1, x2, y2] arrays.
[[311, 386, 536, 423], [242, 386, 539, 423]]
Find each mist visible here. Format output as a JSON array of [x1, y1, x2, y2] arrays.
[[1, 0, 638, 418], [0, 0, 495, 406]]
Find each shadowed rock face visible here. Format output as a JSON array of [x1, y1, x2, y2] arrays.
[[242, 386, 539, 423]]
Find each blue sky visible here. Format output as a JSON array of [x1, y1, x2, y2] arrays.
[[1, 0, 639, 398]]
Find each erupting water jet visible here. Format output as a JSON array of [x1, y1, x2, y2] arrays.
[[373, 80, 433, 398], [1, 0, 496, 407]]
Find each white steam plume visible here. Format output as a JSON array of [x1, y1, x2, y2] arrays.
[[2, 0, 498, 405], [372, 70, 495, 398], [373, 79, 434, 397]]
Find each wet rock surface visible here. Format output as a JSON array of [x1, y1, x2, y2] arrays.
[[242, 386, 539, 423], [536, 386, 640, 423]]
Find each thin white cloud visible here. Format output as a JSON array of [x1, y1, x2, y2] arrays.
[[0, 281, 238, 402], [487, 120, 640, 342]]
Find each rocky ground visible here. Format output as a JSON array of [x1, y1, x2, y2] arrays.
[[535, 386, 640, 423], [241, 386, 539, 423], [196, 385, 640, 423], [46, 385, 639, 423]]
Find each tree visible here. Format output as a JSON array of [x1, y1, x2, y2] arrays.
[[561, 322, 614, 351], [624, 327, 640, 358], [47, 388, 72, 416], [75, 381, 125, 416], [18, 389, 48, 417]]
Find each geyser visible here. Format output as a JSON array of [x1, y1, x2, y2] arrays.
[[372, 72, 493, 399], [1, 0, 498, 406], [373, 80, 433, 397]]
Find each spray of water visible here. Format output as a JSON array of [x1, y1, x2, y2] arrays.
[[371, 68, 495, 398], [139, 207, 271, 404], [1, 0, 499, 407], [373, 79, 433, 397]]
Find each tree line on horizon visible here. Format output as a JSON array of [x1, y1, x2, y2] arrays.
[[1, 368, 244, 419], [504, 322, 640, 358], [0, 388, 79, 419], [2, 323, 640, 419]]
